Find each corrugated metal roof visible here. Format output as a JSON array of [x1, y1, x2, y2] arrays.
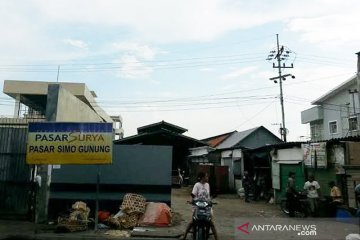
[[245, 135, 360, 152], [113, 130, 208, 146], [137, 120, 187, 134], [206, 134, 232, 147], [217, 127, 260, 149], [202, 131, 236, 147], [311, 75, 356, 105]]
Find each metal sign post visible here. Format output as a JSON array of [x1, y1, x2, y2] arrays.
[[95, 165, 100, 231]]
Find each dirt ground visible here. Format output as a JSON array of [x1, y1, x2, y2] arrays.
[[171, 187, 360, 240], [1, 187, 357, 240], [171, 186, 283, 239]]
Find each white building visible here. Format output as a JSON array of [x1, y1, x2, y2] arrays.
[[301, 75, 359, 140]]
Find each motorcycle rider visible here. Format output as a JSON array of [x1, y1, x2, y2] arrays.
[[181, 172, 218, 240]]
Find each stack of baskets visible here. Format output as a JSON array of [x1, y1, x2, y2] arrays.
[[109, 193, 146, 229]]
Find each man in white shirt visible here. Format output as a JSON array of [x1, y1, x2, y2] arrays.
[[304, 174, 321, 217]]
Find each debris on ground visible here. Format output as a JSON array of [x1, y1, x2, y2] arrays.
[[104, 230, 131, 237]]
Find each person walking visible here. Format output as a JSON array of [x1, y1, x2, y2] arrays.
[[286, 172, 297, 217], [355, 183, 360, 207], [304, 174, 321, 217], [243, 171, 251, 203]]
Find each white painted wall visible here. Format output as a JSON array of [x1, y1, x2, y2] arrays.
[[305, 81, 359, 140], [189, 146, 210, 156], [220, 149, 243, 190], [50, 85, 104, 122], [272, 147, 303, 161], [220, 149, 242, 158]]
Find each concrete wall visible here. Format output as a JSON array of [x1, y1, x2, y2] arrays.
[[4, 80, 87, 98], [189, 146, 211, 156], [220, 149, 242, 190], [3, 80, 113, 123], [301, 106, 323, 124], [306, 82, 359, 140], [322, 90, 350, 139], [272, 147, 303, 161], [46, 84, 103, 122]]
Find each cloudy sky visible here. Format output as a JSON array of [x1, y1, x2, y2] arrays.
[[0, 0, 359, 141]]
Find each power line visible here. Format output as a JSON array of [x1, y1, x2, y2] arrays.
[[285, 99, 360, 113], [231, 99, 277, 130], [106, 101, 274, 112], [0, 57, 265, 73], [0, 52, 265, 67], [0, 72, 353, 106]]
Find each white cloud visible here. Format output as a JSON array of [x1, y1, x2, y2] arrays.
[[3, 0, 360, 46], [221, 66, 258, 80], [64, 39, 89, 50], [113, 42, 158, 60], [287, 14, 360, 47], [112, 42, 159, 79], [117, 55, 153, 79], [24, 0, 298, 43]]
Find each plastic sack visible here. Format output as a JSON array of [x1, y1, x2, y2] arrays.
[[138, 202, 172, 227]]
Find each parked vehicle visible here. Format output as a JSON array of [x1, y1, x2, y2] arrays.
[[191, 199, 214, 240], [280, 191, 308, 217]]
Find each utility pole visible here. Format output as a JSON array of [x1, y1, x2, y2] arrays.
[[356, 52, 360, 134], [267, 34, 295, 142], [349, 89, 358, 115], [56, 65, 60, 82]]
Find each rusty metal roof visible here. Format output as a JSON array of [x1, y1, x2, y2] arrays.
[[202, 131, 236, 147]]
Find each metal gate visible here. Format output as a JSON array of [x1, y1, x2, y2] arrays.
[[0, 119, 32, 219]]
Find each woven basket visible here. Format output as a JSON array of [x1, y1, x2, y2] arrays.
[[120, 193, 146, 214], [118, 213, 139, 229], [108, 213, 139, 229], [69, 209, 90, 221], [57, 217, 88, 232]]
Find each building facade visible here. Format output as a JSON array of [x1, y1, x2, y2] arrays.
[[301, 75, 359, 140], [0, 80, 123, 222]]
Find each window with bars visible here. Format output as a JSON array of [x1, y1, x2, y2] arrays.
[[349, 116, 358, 131], [310, 123, 323, 140], [329, 121, 338, 134]]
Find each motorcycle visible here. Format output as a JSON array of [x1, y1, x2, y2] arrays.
[[190, 199, 215, 240], [280, 191, 308, 217]]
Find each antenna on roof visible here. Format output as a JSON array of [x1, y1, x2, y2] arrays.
[[56, 65, 60, 82]]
